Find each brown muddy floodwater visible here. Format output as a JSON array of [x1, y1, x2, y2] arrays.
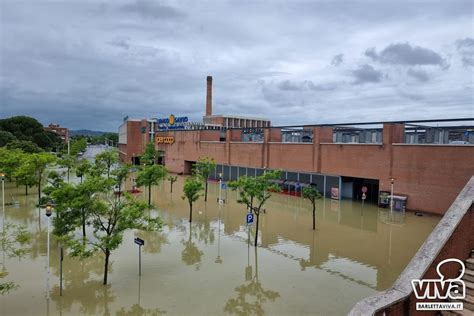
[[0, 175, 439, 315]]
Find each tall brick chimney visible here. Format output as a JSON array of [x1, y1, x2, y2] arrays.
[[206, 76, 212, 116]]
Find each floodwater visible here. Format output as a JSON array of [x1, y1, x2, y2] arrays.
[[0, 175, 439, 315]]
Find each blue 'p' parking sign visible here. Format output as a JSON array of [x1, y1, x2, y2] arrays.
[[246, 213, 254, 225]]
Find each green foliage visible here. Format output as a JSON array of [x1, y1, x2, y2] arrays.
[[0, 223, 32, 295], [141, 142, 159, 166], [0, 148, 23, 180], [59, 154, 75, 182], [27, 152, 57, 201], [0, 116, 63, 150], [112, 163, 131, 190], [302, 186, 322, 230], [69, 192, 161, 284], [167, 175, 178, 193], [95, 149, 118, 178], [229, 170, 281, 246], [136, 164, 168, 206], [302, 186, 322, 203], [0, 131, 15, 147], [193, 157, 216, 202], [75, 159, 92, 182], [6, 139, 42, 153], [229, 170, 281, 213], [182, 176, 203, 222], [70, 137, 87, 156], [13, 154, 37, 195]]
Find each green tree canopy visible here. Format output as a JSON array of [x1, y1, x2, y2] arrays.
[[229, 170, 281, 246], [95, 149, 118, 178], [141, 142, 159, 166], [0, 131, 15, 147], [302, 186, 322, 230], [6, 139, 42, 153], [193, 157, 216, 202], [136, 164, 168, 207], [182, 176, 203, 223]]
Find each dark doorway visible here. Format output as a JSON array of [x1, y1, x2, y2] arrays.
[[341, 176, 379, 204], [184, 160, 196, 175]]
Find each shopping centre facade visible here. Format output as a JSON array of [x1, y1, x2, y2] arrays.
[[118, 78, 474, 215]]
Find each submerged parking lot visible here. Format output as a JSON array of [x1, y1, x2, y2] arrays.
[[0, 176, 439, 315]]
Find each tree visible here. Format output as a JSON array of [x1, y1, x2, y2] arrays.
[[136, 164, 167, 207], [167, 175, 177, 193], [229, 170, 281, 246], [141, 142, 158, 166], [75, 159, 91, 184], [112, 163, 130, 193], [0, 148, 24, 180], [28, 152, 57, 202], [59, 154, 75, 183], [0, 131, 15, 147], [182, 176, 203, 223], [193, 157, 216, 202], [6, 139, 42, 153], [68, 190, 161, 285], [13, 155, 37, 195], [70, 138, 87, 156], [95, 149, 118, 178], [302, 186, 322, 230]]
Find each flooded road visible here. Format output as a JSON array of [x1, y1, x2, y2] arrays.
[[0, 175, 439, 315]]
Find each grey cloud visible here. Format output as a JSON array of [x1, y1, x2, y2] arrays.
[[277, 80, 337, 92], [407, 68, 430, 82], [351, 64, 384, 85], [331, 54, 344, 66], [455, 38, 474, 66], [120, 0, 185, 19], [365, 43, 448, 68]]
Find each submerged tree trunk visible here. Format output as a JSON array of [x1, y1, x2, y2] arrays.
[[37, 178, 41, 202], [148, 184, 151, 206], [312, 204, 316, 230], [170, 182, 173, 193], [82, 210, 86, 238], [204, 180, 208, 202], [254, 210, 260, 247], [25, 185, 28, 196], [103, 248, 110, 285], [189, 202, 193, 223]]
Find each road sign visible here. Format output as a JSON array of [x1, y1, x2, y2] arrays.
[[362, 186, 368, 193], [134, 237, 145, 246], [221, 182, 227, 190], [362, 193, 367, 200], [246, 213, 254, 225]]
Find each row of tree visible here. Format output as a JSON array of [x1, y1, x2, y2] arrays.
[[0, 116, 64, 152]]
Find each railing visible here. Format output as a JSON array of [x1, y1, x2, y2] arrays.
[[348, 176, 474, 316]]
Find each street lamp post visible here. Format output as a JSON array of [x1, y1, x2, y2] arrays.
[[45, 201, 53, 299], [390, 178, 395, 214], [1, 173, 5, 233]]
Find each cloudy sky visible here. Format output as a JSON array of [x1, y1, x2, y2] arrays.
[[1, 0, 473, 131]]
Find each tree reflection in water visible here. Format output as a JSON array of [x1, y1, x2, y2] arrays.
[[50, 253, 114, 315], [116, 303, 166, 316], [181, 222, 204, 269], [135, 230, 168, 254], [224, 247, 280, 315]]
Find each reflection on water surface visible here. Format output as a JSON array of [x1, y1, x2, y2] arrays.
[[0, 176, 439, 315]]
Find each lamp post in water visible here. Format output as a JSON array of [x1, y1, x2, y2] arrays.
[[45, 200, 53, 299], [390, 178, 395, 214], [1, 172, 5, 232]]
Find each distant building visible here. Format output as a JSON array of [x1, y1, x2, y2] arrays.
[[44, 123, 69, 142]]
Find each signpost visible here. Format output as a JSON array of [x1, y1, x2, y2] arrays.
[[246, 213, 254, 226], [134, 237, 145, 276]]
